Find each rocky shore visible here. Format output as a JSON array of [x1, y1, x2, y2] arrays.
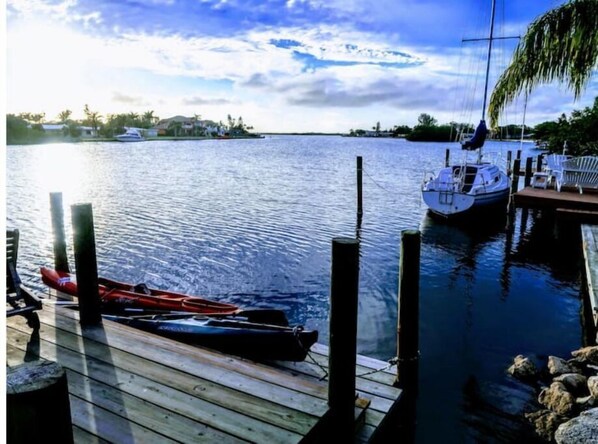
[[508, 346, 598, 442]]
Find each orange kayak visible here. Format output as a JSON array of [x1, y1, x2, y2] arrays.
[[40, 267, 240, 315]]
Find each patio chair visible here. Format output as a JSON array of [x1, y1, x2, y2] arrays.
[[6, 229, 41, 329]]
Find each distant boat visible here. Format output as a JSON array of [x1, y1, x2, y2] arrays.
[[115, 128, 145, 142]]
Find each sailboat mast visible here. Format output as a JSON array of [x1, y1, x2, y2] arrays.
[[481, 0, 497, 121]]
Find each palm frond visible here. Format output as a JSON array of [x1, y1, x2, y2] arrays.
[[488, 0, 598, 127]]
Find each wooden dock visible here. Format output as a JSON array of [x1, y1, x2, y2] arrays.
[[6, 301, 402, 443], [513, 187, 598, 222], [582, 224, 598, 340]]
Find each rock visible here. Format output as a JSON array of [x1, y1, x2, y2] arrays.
[[508, 355, 539, 380], [571, 346, 598, 366], [548, 356, 578, 376], [554, 374, 589, 397], [588, 376, 598, 398], [575, 395, 598, 411], [525, 409, 567, 442], [555, 407, 598, 443], [539, 382, 576, 416]]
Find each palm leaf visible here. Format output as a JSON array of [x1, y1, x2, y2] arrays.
[[488, 0, 598, 127]]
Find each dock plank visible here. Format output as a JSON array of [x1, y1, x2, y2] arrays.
[[7, 342, 245, 444], [7, 297, 402, 442], [582, 224, 598, 336], [7, 315, 311, 442], [514, 187, 598, 213], [35, 305, 330, 417]]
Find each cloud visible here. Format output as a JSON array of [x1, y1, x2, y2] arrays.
[[112, 92, 148, 106], [182, 96, 233, 105]]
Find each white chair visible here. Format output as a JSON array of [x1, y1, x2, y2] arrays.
[[556, 156, 598, 193], [544, 154, 570, 188]]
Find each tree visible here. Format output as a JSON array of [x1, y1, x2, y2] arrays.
[[489, 0, 598, 127], [57, 110, 72, 123], [6, 114, 30, 143], [142, 110, 158, 128], [417, 113, 437, 127], [83, 104, 102, 137]]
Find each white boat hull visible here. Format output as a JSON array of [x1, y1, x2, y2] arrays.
[[422, 162, 510, 217], [422, 187, 509, 217]]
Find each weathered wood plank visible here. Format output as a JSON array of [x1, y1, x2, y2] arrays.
[[6, 343, 244, 444], [7, 321, 305, 443], [30, 306, 329, 421], [582, 224, 598, 333], [40, 304, 391, 421], [69, 395, 180, 444], [72, 425, 111, 444], [9, 312, 319, 436]]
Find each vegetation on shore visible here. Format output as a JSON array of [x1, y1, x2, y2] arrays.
[[6, 105, 255, 145], [346, 99, 598, 156]]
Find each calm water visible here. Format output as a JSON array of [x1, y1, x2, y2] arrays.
[[6, 136, 584, 442]]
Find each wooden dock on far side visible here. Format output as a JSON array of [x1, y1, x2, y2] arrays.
[[6, 301, 402, 443], [513, 187, 598, 222], [582, 224, 598, 340]]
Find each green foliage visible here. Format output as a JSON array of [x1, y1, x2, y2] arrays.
[[417, 113, 437, 127], [406, 124, 453, 142], [489, 0, 598, 127], [6, 114, 30, 143], [533, 97, 598, 155], [392, 125, 412, 136]]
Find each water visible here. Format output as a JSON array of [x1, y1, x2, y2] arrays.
[[6, 136, 584, 442]]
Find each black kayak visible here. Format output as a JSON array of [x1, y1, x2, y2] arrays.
[[103, 313, 318, 361]]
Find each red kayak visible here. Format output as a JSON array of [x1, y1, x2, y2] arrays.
[[40, 267, 240, 315]]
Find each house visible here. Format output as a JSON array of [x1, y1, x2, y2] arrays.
[[154, 116, 224, 137], [79, 126, 99, 139], [41, 124, 67, 134]]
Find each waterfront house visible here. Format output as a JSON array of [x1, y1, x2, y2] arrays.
[[41, 124, 68, 134]]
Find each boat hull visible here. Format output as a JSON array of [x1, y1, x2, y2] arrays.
[[104, 314, 318, 361], [422, 163, 510, 217], [41, 267, 239, 315], [422, 187, 509, 217]]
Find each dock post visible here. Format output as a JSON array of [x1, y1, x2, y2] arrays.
[[357, 156, 363, 216], [328, 237, 360, 440], [516, 149, 522, 160], [50, 192, 70, 273], [536, 154, 544, 173], [71, 203, 102, 326], [506, 151, 512, 176], [7, 361, 74, 444], [445, 149, 450, 168], [396, 230, 421, 386], [395, 230, 420, 442], [511, 158, 521, 196], [524, 157, 533, 188]]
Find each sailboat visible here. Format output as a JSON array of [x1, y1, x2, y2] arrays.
[[421, 0, 511, 218]]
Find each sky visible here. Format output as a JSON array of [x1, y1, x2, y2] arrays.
[[5, 0, 598, 133]]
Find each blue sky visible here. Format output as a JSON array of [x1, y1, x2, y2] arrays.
[[6, 0, 598, 132]]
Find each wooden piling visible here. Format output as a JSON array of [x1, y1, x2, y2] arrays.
[[328, 237, 360, 440], [506, 151, 512, 176], [510, 158, 521, 196], [7, 360, 74, 444], [536, 154, 544, 173], [71, 203, 102, 326], [516, 149, 522, 160], [396, 230, 420, 386], [524, 157, 533, 188], [445, 149, 450, 168], [50, 192, 70, 273], [357, 156, 363, 216]]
